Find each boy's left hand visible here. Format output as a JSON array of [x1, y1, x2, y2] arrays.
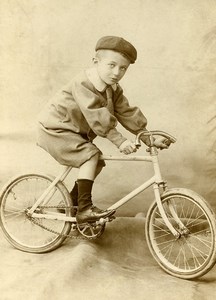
[[153, 137, 170, 150]]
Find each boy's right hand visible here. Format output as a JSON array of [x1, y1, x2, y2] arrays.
[[119, 140, 137, 155]]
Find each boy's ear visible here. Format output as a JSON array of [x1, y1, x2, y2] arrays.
[[92, 57, 99, 64]]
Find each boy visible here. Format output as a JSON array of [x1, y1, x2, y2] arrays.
[[37, 36, 168, 223]]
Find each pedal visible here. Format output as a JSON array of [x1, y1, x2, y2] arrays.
[[96, 215, 116, 225]]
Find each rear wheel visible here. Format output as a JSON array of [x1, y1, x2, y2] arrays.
[[146, 188, 216, 279], [0, 174, 73, 253]]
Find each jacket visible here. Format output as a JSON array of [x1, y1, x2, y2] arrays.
[[38, 68, 148, 148]]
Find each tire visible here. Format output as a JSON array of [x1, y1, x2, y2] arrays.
[[145, 188, 216, 279], [0, 173, 73, 253]]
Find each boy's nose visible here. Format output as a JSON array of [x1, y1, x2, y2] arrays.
[[112, 67, 120, 76]]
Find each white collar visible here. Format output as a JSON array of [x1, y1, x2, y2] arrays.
[[85, 67, 117, 92]]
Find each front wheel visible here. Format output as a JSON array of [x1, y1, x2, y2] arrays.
[[0, 173, 73, 253], [145, 188, 216, 279]]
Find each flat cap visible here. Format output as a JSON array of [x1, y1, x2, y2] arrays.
[[95, 36, 137, 64]]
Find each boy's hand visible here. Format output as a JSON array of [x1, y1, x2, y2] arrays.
[[119, 140, 137, 155], [153, 137, 170, 150]]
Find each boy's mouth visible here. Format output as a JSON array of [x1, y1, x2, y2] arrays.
[[110, 77, 118, 83]]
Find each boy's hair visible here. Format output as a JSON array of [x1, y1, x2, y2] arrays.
[[95, 50, 104, 61], [95, 49, 130, 62], [95, 36, 137, 64]]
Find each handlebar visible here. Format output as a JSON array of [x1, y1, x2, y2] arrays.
[[135, 130, 177, 148]]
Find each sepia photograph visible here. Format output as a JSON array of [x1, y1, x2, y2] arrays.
[[0, 0, 216, 299]]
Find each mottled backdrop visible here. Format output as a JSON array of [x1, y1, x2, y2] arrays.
[[1, 0, 216, 215]]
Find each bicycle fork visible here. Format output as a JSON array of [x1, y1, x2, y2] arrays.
[[151, 152, 185, 238], [153, 185, 180, 238]]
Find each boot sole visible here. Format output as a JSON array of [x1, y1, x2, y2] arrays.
[[76, 209, 116, 224]]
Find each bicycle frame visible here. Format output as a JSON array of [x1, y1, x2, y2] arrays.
[[3, 129, 216, 278], [28, 150, 180, 238]]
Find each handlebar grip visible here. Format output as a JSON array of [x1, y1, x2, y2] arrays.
[[135, 130, 176, 148], [163, 139, 172, 147]]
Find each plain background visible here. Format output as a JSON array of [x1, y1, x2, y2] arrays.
[[1, 0, 216, 215]]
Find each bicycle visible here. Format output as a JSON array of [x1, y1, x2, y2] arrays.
[[0, 130, 216, 280]]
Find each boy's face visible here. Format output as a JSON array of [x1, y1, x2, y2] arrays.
[[94, 50, 130, 85]]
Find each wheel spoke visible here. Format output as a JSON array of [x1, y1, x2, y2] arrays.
[[0, 175, 71, 253], [146, 191, 216, 279]]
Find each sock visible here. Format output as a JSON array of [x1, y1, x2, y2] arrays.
[[77, 179, 93, 212]]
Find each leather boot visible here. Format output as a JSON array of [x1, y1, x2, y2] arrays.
[[76, 179, 115, 223]]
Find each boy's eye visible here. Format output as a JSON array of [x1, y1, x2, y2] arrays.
[[109, 63, 115, 68], [120, 67, 127, 71]]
